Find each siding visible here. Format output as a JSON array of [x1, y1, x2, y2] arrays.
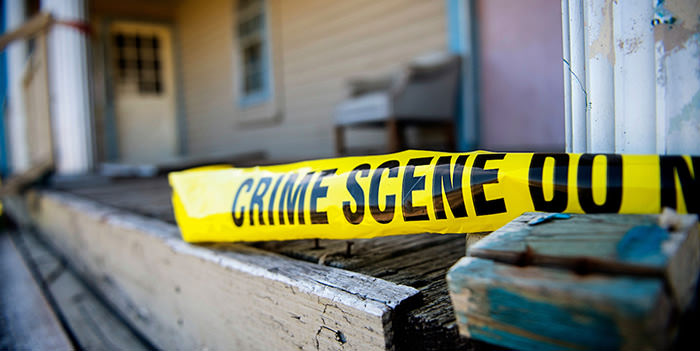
[[176, 0, 447, 159]]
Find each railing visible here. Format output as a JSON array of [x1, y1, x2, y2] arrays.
[[0, 13, 54, 194], [22, 27, 54, 167]]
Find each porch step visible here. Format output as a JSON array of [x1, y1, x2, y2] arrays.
[[8, 189, 420, 350], [12, 229, 154, 350], [0, 231, 71, 350], [65, 177, 475, 349]]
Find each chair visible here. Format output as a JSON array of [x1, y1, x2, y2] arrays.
[[334, 52, 461, 155]]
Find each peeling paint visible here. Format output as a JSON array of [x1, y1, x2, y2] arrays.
[[589, 0, 616, 64], [565, 0, 700, 154], [617, 36, 643, 55], [654, 0, 700, 53], [666, 0, 700, 30], [669, 89, 700, 134]]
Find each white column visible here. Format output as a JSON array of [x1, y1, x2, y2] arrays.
[[5, 0, 30, 174], [561, 0, 572, 152], [41, 0, 94, 174], [562, 0, 700, 155], [584, 0, 614, 153], [612, 1, 656, 154], [566, 0, 587, 153]]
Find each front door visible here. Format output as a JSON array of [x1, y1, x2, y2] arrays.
[[110, 21, 176, 163]]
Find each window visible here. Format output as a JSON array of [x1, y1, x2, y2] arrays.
[[112, 32, 164, 95], [236, 0, 271, 106]]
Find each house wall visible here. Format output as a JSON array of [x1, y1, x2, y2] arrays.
[[175, 0, 448, 160], [476, 0, 565, 152]]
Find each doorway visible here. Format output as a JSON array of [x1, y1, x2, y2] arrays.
[[109, 21, 176, 163]]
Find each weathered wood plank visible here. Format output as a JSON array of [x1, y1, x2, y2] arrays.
[[23, 189, 420, 350], [447, 257, 673, 351], [50, 177, 478, 349], [0, 232, 72, 351], [254, 233, 472, 350], [14, 230, 152, 351], [468, 212, 700, 309], [0, 12, 52, 51], [0, 159, 53, 196]]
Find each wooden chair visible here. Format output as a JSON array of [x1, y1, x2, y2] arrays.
[[334, 52, 461, 155]]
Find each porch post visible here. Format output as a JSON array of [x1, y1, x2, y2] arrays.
[[5, 0, 30, 174], [41, 0, 94, 174]]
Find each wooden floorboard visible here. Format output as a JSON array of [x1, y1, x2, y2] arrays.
[[58, 177, 471, 349], [0, 231, 73, 351], [13, 230, 154, 351]]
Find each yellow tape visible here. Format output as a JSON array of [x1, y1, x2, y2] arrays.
[[169, 150, 698, 242]]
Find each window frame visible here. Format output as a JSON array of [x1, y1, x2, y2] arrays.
[[235, 0, 273, 108]]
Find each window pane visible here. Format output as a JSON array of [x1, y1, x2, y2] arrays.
[[245, 73, 262, 93], [112, 32, 165, 95], [243, 42, 263, 93], [236, 0, 269, 100], [239, 14, 263, 38]]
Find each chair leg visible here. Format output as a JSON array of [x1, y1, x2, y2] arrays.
[[446, 121, 457, 151], [387, 119, 403, 153], [335, 125, 346, 156]]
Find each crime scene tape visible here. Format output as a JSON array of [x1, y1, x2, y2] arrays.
[[169, 150, 698, 242]]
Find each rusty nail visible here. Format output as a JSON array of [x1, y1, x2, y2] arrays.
[[345, 241, 354, 257], [313, 238, 320, 250]]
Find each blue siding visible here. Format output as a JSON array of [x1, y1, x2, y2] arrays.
[[446, 0, 478, 151]]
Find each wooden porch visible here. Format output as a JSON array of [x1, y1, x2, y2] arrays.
[[2, 173, 497, 350]]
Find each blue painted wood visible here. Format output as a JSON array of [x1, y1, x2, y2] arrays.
[[616, 224, 670, 266], [450, 212, 700, 350], [469, 213, 667, 269], [447, 257, 671, 351]]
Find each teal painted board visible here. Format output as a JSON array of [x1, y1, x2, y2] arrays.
[[447, 257, 672, 351], [449, 211, 700, 350], [468, 212, 700, 309]]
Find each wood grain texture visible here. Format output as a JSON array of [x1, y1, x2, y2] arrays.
[[57, 177, 474, 349], [447, 257, 673, 351], [23, 189, 419, 350], [468, 212, 700, 309], [254, 233, 470, 350]]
